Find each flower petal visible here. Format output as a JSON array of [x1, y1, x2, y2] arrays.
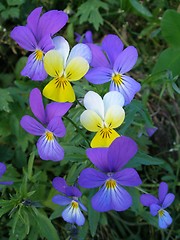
[[113, 46, 138, 74], [85, 67, 112, 84], [107, 136, 138, 172], [114, 168, 142, 186], [10, 26, 37, 51], [83, 91, 104, 119], [150, 204, 161, 216], [158, 210, 172, 229], [0, 181, 13, 185], [140, 194, 159, 207], [20, 116, 45, 136], [65, 186, 82, 198], [0, 162, 6, 178], [53, 36, 70, 64], [44, 50, 64, 77], [29, 88, 46, 124], [52, 195, 71, 205], [52, 177, 67, 194], [37, 135, 64, 161], [158, 182, 168, 203], [38, 35, 54, 53], [80, 110, 103, 132], [78, 168, 108, 188], [86, 148, 109, 172], [65, 57, 89, 81], [91, 128, 120, 148], [27, 7, 42, 37], [103, 91, 125, 112], [43, 78, 75, 102], [104, 105, 125, 128], [21, 52, 47, 81], [47, 117, 66, 137], [62, 204, 85, 226], [102, 34, 124, 66], [162, 193, 175, 209], [67, 43, 92, 64]]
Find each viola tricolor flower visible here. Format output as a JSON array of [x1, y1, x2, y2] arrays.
[[80, 91, 125, 147], [52, 177, 86, 226], [78, 136, 142, 212], [0, 162, 13, 186], [85, 34, 141, 105], [20, 88, 72, 161], [140, 182, 175, 229], [43, 36, 92, 102], [10, 7, 68, 81], [75, 30, 93, 44]]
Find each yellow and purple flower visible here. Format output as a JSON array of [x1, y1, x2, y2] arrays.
[[140, 182, 175, 229], [20, 88, 72, 161], [80, 91, 125, 147], [10, 7, 68, 81], [0, 162, 13, 186], [78, 136, 142, 212], [52, 177, 86, 226]]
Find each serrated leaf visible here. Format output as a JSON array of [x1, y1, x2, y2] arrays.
[[129, 0, 152, 18], [7, 0, 25, 6], [0, 88, 13, 112]]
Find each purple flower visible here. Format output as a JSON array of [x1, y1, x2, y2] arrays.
[[75, 30, 93, 44], [78, 136, 142, 212], [140, 182, 175, 229], [20, 88, 72, 161], [145, 126, 158, 137], [0, 162, 13, 186], [52, 177, 87, 226], [10, 7, 68, 81], [85, 34, 141, 105]]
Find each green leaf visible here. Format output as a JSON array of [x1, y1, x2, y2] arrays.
[[129, 0, 152, 18], [7, 0, 25, 6], [161, 10, 180, 47], [0, 88, 13, 112]]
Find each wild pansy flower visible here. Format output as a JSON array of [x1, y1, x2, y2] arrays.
[[10, 7, 68, 81], [42, 36, 92, 102], [80, 91, 125, 147], [85, 34, 141, 105], [0, 162, 13, 186], [20, 88, 72, 161], [75, 30, 93, 43], [140, 182, 175, 229], [78, 136, 142, 212], [52, 177, 86, 226]]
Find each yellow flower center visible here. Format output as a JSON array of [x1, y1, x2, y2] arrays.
[[99, 127, 113, 139], [45, 131, 54, 141], [112, 73, 123, 85], [71, 201, 79, 209], [35, 49, 43, 61], [106, 179, 117, 189], [158, 209, 165, 217], [55, 76, 69, 89]]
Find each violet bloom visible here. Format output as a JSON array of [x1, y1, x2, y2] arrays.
[[75, 30, 93, 44], [0, 162, 13, 186], [140, 182, 175, 229], [10, 7, 68, 81], [20, 88, 72, 161], [52, 177, 87, 226], [145, 126, 158, 137], [85, 34, 141, 105], [78, 136, 142, 212]]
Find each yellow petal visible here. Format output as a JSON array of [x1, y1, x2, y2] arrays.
[[91, 128, 120, 148], [65, 57, 89, 81], [105, 105, 125, 128], [43, 78, 75, 102], [44, 50, 64, 77], [80, 110, 103, 132]]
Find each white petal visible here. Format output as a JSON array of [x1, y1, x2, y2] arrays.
[[103, 91, 125, 115], [67, 43, 92, 64], [80, 110, 103, 132], [53, 36, 70, 65], [104, 105, 125, 128]]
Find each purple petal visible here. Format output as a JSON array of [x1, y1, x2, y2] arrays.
[[145, 126, 158, 137], [29, 88, 46, 124], [20, 115, 45, 136], [102, 34, 124, 66], [79, 202, 87, 211], [10, 26, 37, 51], [114, 168, 142, 186], [87, 43, 110, 68], [38, 35, 54, 53], [86, 148, 109, 172], [62, 204, 85, 226], [158, 182, 168, 203], [113, 46, 138, 74], [150, 203, 161, 216], [85, 67, 112, 84], [27, 7, 42, 38], [162, 193, 175, 209], [140, 194, 159, 207], [52, 177, 67, 194], [47, 117, 66, 138], [85, 31, 93, 43], [159, 210, 172, 229], [45, 102, 72, 123], [37, 135, 64, 161], [65, 186, 82, 197], [78, 168, 108, 188], [0, 181, 13, 185], [0, 162, 6, 178], [107, 136, 138, 172], [52, 195, 71, 205], [21, 52, 47, 81]]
